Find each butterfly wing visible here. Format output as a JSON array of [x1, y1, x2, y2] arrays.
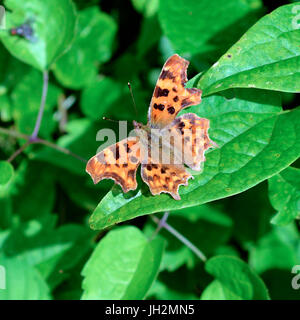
[[161, 113, 215, 171], [148, 54, 202, 129], [86, 137, 140, 193], [141, 162, 193, 200]]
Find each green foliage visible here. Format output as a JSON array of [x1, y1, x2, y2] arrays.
[[0, 0, 77, 71], [81, 226, 165, 299], [0, 160, 14, 185], [199, 3, 300, 95], [0, 254, 51, 300], [269, 167, 300, 225], [159, 0, 264, 62], [52, 7, 117, 89], [201, 256, 269, 300], [81, 78, 122, 120], [0, 0, 299, 301], [89, 90, 300, 229]]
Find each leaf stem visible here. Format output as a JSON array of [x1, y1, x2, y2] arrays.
[[31, 70, 49, 139], [151, 214, 207, 262]]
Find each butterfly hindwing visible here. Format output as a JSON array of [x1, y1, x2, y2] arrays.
[[148, 54, 202, 129], [141, 162, 193, 200], [161, 113, 215, 171], [86, 137, 140, 193]]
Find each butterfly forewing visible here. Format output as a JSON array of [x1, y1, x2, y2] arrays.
[[148, 54, 202, 129]]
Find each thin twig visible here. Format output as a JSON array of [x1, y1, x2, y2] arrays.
[[1, 69, 87, 164], [7, 141, 31, 163], [151, 214, 207, 262], [31, 70, 49, 139], [150, 211, 169, 240], [0, 128, 87, 163], [0, 127, 29, 140], [34, 138, 87, 163]]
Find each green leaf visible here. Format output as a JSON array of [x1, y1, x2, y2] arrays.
[[225, 182, 274, 245], [202, 255, 269, 300], [0, 94, 12, 122], [81, 78, 122, 120], [137, 15, 161, 58], [11, 161, 55, 221], [52, 7, 117, 89], [0, 161, 14, 185], [81, 226, 165, 300], [3, 217, 93, 289], [89, 89, 300, 230], [0, 0, 77, 71], [199, 3, 300, 95], [0, 254, 51, 300], [147, 279, 197, 300], [131, 0, 159, 17], [201, 280, 227, 300], [158, 0, 263, 58], [249, 224, 300, 274], [268, 166, 300, 225], [0, 43, 31, 93]]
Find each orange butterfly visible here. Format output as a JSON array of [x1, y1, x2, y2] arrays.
[[86, 54, 215, 200]]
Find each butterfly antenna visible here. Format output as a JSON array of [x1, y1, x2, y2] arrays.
[[127, 82, 138, 117], [102, 116, 119, 123]]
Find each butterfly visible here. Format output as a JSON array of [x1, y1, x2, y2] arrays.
[[86, 54, 215, 200]]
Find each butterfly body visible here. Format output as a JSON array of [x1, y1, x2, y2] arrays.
[[86, 54, 216, 200]]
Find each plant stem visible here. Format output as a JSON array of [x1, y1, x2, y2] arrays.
[[0, 127, 87, 163], [31, 70, 49, 139], [34, 138, 87, 163], [0, 127, 29, 140], [7, 141, 31, 163], [151, 214, 207, 262], [150, 211, 169, 240], [0, 70, 87, 164]]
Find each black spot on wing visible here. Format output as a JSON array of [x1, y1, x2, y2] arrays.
[[154, 87, 169, 97], [153, 103, 165, 111], [167, 106, 175, 114], [160, 69, 175, 80]]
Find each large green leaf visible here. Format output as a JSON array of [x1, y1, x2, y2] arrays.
[[52, 7, 117, 89], [158, 0, 263, 59], [268, 166, 300, 225], [0, 161, 14, 185], [89, 89, 300, 230], [0, 0, 77, 70], [199, 3, 300, 95], [201, 255, 269, 300], [0, 254, 51, 300], [81, 226, 165, 300]]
